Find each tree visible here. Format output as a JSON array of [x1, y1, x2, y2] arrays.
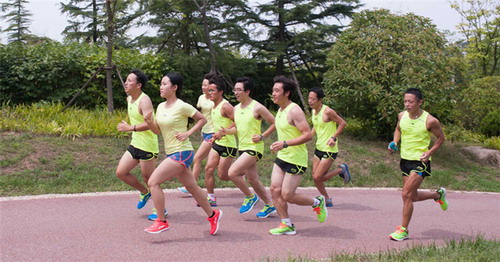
[[451, 0, 500, 78], [324, 9, 461, 138], [60, 0, 144, 46], [249, 0, 360, 75], [0, 0, 32, 43]]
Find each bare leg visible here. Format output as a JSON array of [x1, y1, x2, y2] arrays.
[[147, 159, 183, 221], [177, 168, 214, 216], [217, 156, 234, 181], [204, 149, 220, 194], [270, 164, 287, 219], [228, 153, 257, 198], [246, 162, 272, 205], [282, 173, 315, 206], [116, 152, 148, 194], [192, 140, 212, 180], [400, 172, 439, 228], [312, 157, 334, 199]]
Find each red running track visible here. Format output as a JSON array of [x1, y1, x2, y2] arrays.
[[1, 188, 499, 261]]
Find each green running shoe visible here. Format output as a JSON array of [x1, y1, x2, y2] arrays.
[[436, 187, 448, 211], [313, 195, 328, 223], [269, 222, 296, 235], [389, 225, 409, 241]]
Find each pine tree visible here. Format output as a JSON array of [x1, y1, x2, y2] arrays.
[[1, 0, 32, 43]]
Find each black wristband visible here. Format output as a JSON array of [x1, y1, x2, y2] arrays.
[[331, 136, 337, 141], [283, 141, 289, 148], [133, 125, 136, 132]]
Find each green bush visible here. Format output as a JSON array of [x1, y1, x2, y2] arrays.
[[324, 9, 462, 138], [0, 102, 128, 138], [342, 118, 379, 140], [484, 136, 500, 151], [453, 76, 500, 134], [443, 124, 485, 143], [480, 109, 500, 137]]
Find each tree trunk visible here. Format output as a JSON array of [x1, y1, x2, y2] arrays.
[[92, 0, 98, 43], [105, 0, 114, 112], [276, 0, 285, 75], [194, 0, 217, 73]]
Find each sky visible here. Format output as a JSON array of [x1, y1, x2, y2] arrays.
[[0, 0, 464, 44]]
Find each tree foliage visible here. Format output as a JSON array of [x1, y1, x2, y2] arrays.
[[0, 42, 171, 109], [248, 0, 360, 75], [60, 0, 143, 46], [0, 0, 32, 43], [324, 9, 462, 138], [451, 0, 500, 78]]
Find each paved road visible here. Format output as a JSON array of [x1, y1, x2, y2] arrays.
[[1, 188, 499, 261]]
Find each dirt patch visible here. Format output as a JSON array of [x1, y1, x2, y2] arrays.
[[462, 146, 500, 168]]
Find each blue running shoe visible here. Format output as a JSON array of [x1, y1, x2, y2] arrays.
[[239, 194, 260, 214], [148, 208, 168, 221], [325, 198, 333, 207], [137, 192, 151, 209], [256, 205, 276, 218], [177, 186, 192, 196], [339, 163, 351, 184]]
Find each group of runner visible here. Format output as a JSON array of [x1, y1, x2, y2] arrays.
[[115, 69, 448, 241]]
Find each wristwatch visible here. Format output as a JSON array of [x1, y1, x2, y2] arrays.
[[283, 141, 289, 148]]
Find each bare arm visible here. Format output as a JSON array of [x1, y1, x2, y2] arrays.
[[119, 96, 154, 132], [143, 110, 161, 135], [420, 115, 445, 162], [252, 104, 276, 143], [175, 111, 207, 141], [388, 112, 404, 153], [325, 107, 346, 147]]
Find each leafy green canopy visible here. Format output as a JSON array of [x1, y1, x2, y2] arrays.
[[0, 0, 32, 43], [324, 9, 461, 138]]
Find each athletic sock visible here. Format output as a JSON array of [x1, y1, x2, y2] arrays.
[[209, 211, 215, 218], [312, 197, 320, 207], [208, 193, 215, 199], [281, 218, 292, 227]]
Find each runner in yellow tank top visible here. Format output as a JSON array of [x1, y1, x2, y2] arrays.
[[268, 76, 328, 236], [223, 77, 277, 218], [177, 73, 216, 196], [143, 73, 222, 235], [203, 74, 236, 206], [116, 69, 159, 218], [308, 87, 350, 208], [387, 88, 447, 241]]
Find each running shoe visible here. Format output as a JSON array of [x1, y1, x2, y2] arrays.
[[197, 196, 218, 207], [256, 205, 276, 218], [177, 186, 191, 196], [436, 187, 448, 211], [339, 163, 351, 184], [269, 222, 296, 235], [137, 192, 151, 209], [325, 198, 333, 207], [313, 195, 328, 223], [389, 225, 409, 241], [144, 219, 170, 234], [239, 194, 260, 214], [147, 208, 169, 221], [207, 209, 222, 235]]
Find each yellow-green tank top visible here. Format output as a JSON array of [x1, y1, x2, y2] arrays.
[[276, 102, 308, 167], [235, 100, 264, 154], [312, 105, 338, 153], [400, 110, 431, 161], [211, 99, 237, 148], [128, 93, 159, 153]]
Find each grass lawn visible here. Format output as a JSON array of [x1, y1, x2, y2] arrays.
[[1, 131, 499, 196]]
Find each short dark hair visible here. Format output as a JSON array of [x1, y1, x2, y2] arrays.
[[130, 69, 148, 88], [204, 72, 217, 81], [404, 88, 423, 101], [309, 87, 325, 99], [165, 72, 183, 96], [209, 74, 226, 92], [273, 75, 297, 99], [235, 77, 254, 94]]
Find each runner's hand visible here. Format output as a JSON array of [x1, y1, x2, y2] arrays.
[[117, 120, 130, 132], [327, 137, 337, 147], [270, 141, 283, 153], [387, 141, 398, 153], [420, 151, 431, 162], [175, 132, 189, 141], [252, 134, 262, 143], [143, 111, 153, 124]]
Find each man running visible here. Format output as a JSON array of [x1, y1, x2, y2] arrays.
[[116, 69, 159, 218], [388, 88, 448, 241], [308, 87, 350, 207], [268, 75, 327, 236], [204, 74, 237, 206], [226, 77, 277, 218]]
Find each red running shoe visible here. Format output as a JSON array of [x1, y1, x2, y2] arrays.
[[207, 209, 222, 235], [144, 219, 170, 234]]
